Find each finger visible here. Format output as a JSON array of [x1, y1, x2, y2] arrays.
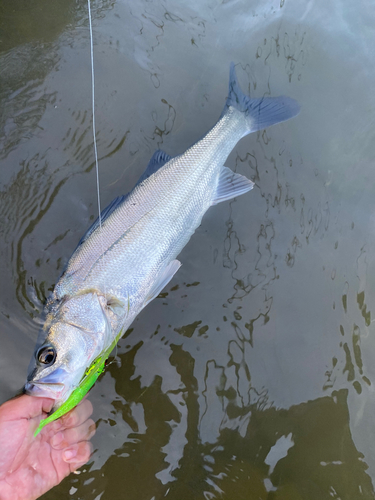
[[62, 441, 94, 471], [51, 419, 96, 450], [53, 399, 93, 431], [0, 395, 54, 422]]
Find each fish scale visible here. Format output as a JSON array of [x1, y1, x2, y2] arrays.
[[69, 111, 246, 294], [58, 109, 245, 298]]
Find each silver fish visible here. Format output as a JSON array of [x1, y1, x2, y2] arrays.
[[25, 64, 299, 408]]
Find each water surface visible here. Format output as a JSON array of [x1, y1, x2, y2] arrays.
[[1, 0, 375, 498]]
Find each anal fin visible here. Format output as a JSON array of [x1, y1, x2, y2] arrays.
[[144, 260, 181, 306], [212, 166, 254, 205]]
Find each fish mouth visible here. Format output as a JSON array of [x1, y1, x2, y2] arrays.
[[24, 381, 67, 400], [24, 367, 71, 401]]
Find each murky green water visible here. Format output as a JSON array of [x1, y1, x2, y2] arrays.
[[1, 0, 375, 498]]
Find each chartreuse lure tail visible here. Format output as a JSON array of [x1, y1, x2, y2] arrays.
[[34, 339, 117, 437]]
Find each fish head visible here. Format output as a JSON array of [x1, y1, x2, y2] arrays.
[[25, 325, 88, 406], [25, 292, 112, 409]]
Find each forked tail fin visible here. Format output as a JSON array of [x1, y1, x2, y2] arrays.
[[222, 63, 300, 134]]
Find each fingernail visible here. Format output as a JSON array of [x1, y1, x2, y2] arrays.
[[63, 448, 77, 461], [51, 432, 64, 447]]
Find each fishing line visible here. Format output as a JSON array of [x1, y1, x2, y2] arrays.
[[88, 1, 119, 368], [87, 0, 101, 230], [88, 0, 107, 295], [34, 5, 119, 437]]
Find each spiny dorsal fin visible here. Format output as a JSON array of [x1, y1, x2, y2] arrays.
[[76, 195, 127, 248], [75, 150, 172, 250]]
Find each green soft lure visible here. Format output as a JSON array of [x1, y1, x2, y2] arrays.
[[34, 336, 119, 437]]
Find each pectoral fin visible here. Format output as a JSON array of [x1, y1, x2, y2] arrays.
[[106, 296, 126, 316], [144, 260, 181, 306], [211, 167, 254, 205]]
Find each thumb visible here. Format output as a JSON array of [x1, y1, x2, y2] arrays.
[[0, 395, 54, 422]]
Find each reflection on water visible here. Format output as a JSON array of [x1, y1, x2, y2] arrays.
[[43, 345, 374, 500], [2, 0, 375, 499]]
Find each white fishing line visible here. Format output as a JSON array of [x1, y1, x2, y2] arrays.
[[87, 0, 102, 231], [88, 0, 107, 293], [88, 2, 120, 368]]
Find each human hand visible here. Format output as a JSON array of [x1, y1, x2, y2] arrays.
[[0, 395, 95, 500]]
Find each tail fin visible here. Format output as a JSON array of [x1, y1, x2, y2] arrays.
[[222, 63, 300, 133]]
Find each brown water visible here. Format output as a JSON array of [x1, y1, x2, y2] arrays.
[[1, 0, 375, 498]]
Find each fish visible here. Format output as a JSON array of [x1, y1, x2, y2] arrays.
[[24, 63, 300, 410]]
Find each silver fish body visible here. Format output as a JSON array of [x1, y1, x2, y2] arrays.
[[25, 64, 300, 408]]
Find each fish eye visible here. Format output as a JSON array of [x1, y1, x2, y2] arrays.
[[36, 346, 56, 365]]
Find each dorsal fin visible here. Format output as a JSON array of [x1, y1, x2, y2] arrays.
[[137, 150, 172, 185], [74, 150, 171, 251], [76, 195, 127, 248], [74, 150, 171, 252]]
